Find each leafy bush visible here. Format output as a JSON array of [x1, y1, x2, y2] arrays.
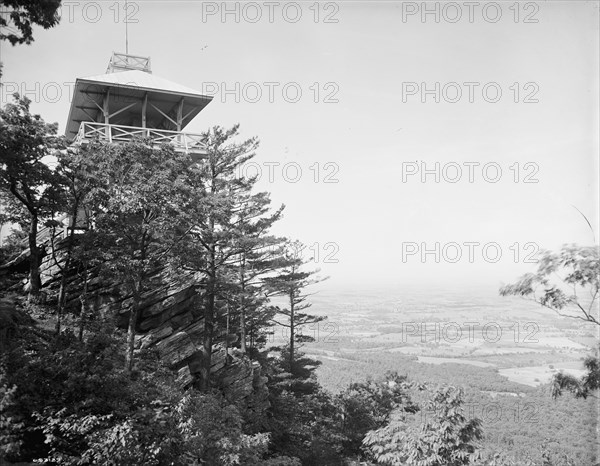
[[337, 371, 417, 456], [363, 385, 483, 466]]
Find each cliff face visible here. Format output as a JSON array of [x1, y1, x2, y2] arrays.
[[18, 235, 270, 413]]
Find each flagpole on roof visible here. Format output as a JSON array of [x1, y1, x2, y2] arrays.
[[125, 0, 129, 55]]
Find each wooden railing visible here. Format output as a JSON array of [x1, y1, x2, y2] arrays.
[[74, 122, 208, 156], [107, 52, 151, 73]]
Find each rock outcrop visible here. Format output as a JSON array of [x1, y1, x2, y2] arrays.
[[6, 233, 270, 412]]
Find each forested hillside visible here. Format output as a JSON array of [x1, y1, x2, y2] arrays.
[[2, 95, 598, 465]]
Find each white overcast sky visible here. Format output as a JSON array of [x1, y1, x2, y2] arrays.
[[1, 1, 598, 292]]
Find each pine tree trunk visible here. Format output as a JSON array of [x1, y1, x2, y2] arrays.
[[239, 256, 247, 353], [125, 305, 138, 373], [198, 152, 218, 390], [289, 289, 295, 373], [239, 306, 247, 353], [55, 273, 65, 334], [78, 267, 88, 342], [199, 272, 215, 390], [28, 215, 42, 302], [56, 202, 79, 335], [125, 281, 141, 374], [225, 304, 230, 363], [78, 297, 86, 342]]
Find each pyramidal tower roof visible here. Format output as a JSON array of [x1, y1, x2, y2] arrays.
[[78, 69, 208, 98], [65, 53, 212, 139]]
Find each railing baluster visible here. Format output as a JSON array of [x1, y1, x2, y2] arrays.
[[75, 122, 206, 155]]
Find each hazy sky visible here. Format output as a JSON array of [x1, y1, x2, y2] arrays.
[[1, 1, 598, 292]]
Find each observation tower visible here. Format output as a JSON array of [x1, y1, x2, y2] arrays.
[[65, 52, 212, 160]]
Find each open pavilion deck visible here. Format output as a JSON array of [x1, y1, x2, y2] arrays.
[[73, 121, 208, 158]]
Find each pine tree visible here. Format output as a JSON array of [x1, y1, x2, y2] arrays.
[[177, 124, 267, 389], [228, 192, 285, 353], [264, 240, 327, 374]]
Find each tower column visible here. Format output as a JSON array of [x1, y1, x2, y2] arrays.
[[142, 92, 148, 135], [177, 97, 184, 131], [103, 89, 111, 142], [103, 89, 110, 124]]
